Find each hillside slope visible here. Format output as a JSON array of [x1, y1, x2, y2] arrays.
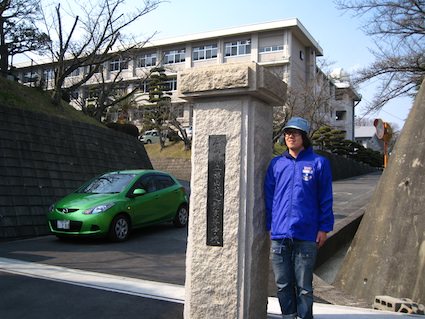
[[0, 78, 152, 239]]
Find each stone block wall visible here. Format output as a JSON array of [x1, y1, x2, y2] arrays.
[[150, 152, 376, 183], [321, 152, 378, 180], [150, 158, 191, 181], [0, 106, 152, 239]]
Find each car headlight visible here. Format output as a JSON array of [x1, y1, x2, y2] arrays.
[[83, 203, 115, 215]]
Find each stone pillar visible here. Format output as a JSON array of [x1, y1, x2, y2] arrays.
[[179, 63, 287, 319]]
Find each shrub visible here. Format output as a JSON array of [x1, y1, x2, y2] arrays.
[[106, 122, 139, 137]]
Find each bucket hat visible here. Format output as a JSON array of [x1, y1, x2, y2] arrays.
[[283, 117, 310, 134]]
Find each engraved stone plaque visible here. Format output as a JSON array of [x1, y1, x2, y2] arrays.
[[206, 135, 226, 246]]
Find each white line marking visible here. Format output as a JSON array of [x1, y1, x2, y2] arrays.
[[0, 257, 417, 317], [0, 257, 185, 304]]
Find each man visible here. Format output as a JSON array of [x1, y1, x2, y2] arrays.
[[264, 117, 334, 319]]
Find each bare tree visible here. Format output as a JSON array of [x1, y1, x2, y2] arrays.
[[273, 62, 335, 143], [0, 0, 49, 76], [335, 0, 425, 113], [74, 61, 151, 121], [41, 0, 162, 106]]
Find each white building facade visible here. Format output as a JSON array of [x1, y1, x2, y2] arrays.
[[13, 19, 360, 139]]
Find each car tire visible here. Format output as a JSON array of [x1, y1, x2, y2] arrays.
[[109, 214, 130, 242], [146, 139, 152, 144], [173, 205, 188, 228]]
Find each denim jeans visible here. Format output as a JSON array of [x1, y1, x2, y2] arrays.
[[271, 239, 317, 319]]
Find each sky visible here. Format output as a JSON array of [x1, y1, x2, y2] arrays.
[[19, 0, 412, 130], [123, 0, 411, 130]]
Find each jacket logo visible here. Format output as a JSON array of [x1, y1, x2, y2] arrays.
[[302, 166, 313, 181]]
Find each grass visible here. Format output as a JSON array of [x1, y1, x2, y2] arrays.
[[0, 76, 192, 160], [144, 141, 191, 159], [0, 76, 104, 127]]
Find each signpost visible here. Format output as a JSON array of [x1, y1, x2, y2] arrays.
[[374, 118, 393, 168]]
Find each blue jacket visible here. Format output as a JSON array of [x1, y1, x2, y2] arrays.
[[264, 147, 334, 241]]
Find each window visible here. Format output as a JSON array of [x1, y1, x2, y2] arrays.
[[43, 69, 54, 81], [22, 72, 38, 83], [69, 68, 80, 77], [299, 50, 304, 60], [138, 174, 176, 193], [70, 91, 79, 100], [140, 80, 150, 93], [259, 45, 284, 53], [336, 111, 347, 121], [138, 175, 157, 193], [79, 173, 136, 194], [164, 78, 177, 91], [192, 44, 218, 60], [138, 53, 157, 67], [164, 49, 186, 64], [225, 39, 251, 56], [109, 58, 128, 71], [155, 175, 176, 190]]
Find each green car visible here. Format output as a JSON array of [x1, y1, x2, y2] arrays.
[[47, 170, 189, 241]]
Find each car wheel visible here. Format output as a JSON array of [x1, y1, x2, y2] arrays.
[[173, 205, 188, 227], [109, 214, 130, 242], [146, 139, 152, 144]]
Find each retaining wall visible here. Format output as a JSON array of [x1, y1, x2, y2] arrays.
[[151, 151, 377, 182], [0, 106, 152, 238], [150, 158, 191, 181]]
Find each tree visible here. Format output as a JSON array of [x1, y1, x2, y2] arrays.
[[144, 66, 192, 151], [0, 0, 49, 76], [40, 0, 162, 106], [74, 62, 151, 122], [145, 66, 172, 149], [312, 125, 384, 167], [335, 0, 425, 112], [273, 62, 335, 143]]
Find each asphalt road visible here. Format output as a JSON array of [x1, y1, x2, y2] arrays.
[[0, 224, 188, 319], [0, 223, 188, 285], [0, 172, 384, 319]]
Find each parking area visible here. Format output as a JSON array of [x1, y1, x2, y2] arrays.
[[0, 224, 187, 285]]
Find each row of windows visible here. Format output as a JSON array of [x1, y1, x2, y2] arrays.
[[24, 38, 286, 82], [105, 105, 184, 123], [260, 45, 284, 53]]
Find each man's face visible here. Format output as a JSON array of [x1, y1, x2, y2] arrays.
[[284, 129, 304, 151]]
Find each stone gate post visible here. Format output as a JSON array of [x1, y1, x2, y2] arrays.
[[179, 62, 287, 319]]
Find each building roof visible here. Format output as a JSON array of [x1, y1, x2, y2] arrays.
[[149, 18, 323, 55], [14, 18, 323, 68]]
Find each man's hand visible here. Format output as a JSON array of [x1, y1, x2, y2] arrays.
[[316, 231, 327, 248]]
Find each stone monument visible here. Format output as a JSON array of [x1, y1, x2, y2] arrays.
[[179, 63, 287, 318], [335, 79, 425, 305]]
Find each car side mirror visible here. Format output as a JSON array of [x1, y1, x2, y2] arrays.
[[132, 188, 146, 197]]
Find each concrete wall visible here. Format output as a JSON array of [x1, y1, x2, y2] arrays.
[[0, 106, 152, 239], [151, 151, 377, 183], [334, 79, 425, 305]]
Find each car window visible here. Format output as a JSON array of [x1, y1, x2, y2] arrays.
[[138, 175, 157, 193], [137, 174, 176, 193], [78, 174, 136, 194], [155, 175, 176, 191]]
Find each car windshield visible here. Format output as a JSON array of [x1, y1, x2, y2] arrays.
[[78, 173, 136, 194]]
